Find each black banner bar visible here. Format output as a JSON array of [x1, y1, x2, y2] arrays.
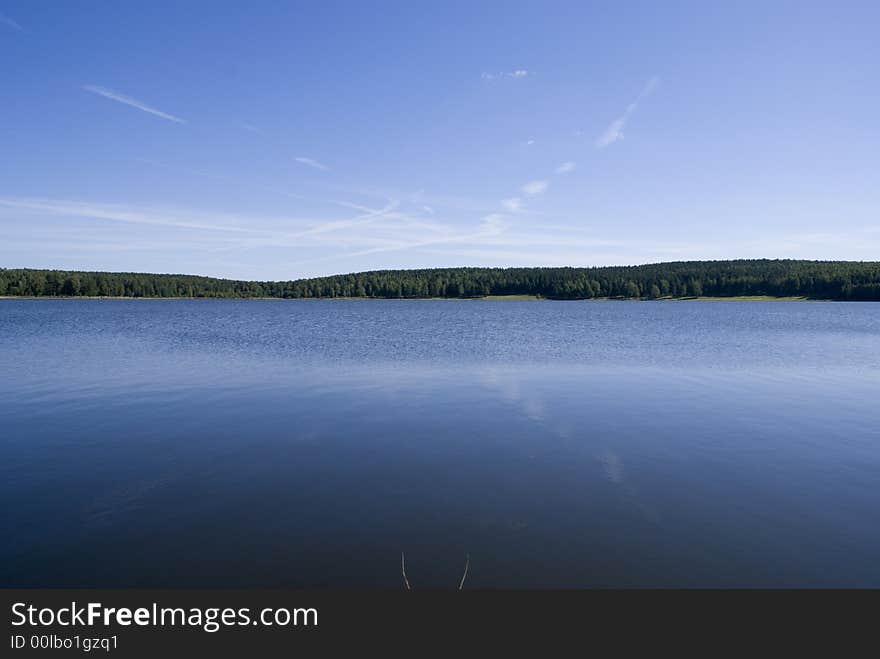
[[2, 589, 877, 656]]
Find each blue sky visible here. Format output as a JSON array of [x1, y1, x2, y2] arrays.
[[1, 1, 878, 280]]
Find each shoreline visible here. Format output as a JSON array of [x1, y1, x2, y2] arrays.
[[4, 261, 877, 302], [0, 294, 833, 302]]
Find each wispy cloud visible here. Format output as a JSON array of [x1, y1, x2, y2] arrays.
[[136, 157, 362, 208], [596, 75, 660, 148], [501, 198, 522, 212], [0, 197, 260, 234], [299, 211, 511, 264], [556, 161, 576, 174], [242, 123, 264, 134], [137, 157, 402, 219], [521, 180, 549, 196], [481, 69, 529, 81], [82, 85, 186, 123], [295, 156, 330, 171], [596, 118, 626, 149], [0, 12, 22, 31], [277, 201, 400, 241], [0, 196, 399, 244], [10, 193, 875, 275]]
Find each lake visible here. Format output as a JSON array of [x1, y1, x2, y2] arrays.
[[1, 299, 879, 587]]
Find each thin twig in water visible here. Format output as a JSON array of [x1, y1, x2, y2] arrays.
[[401, 551, 469, 589], [401, 552, 411, 590]]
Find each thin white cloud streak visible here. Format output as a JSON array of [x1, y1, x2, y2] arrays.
[[413, 247, 617, 264], [0, 197, 267, 234], [596, 118, 626, 148], [596, 75, 660, 148], [297, 231, 622, 267], [242, 123, 265, 134], [272, 201, 400, 241], [137, 158, 399, 220], [481, 69, 529, 80], [312, 183, 507, 218], [0, 235, 203, 253], [295, 157, 330, 171], [294, 213, 510, 265], [136, 157, 373, 213], [501, 198, 522, 212], [556, 161, 576, 174], [0, 196, 400, 244], [460, 234, 623, 249], [522, 180, 549, 196], [0, 12, 23, 30], [643, 76, 660, 96], [482, 214, 506, 229], [82, 85, 186, 123], [236, 216, 460, 255]]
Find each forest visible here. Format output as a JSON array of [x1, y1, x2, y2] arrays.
[[2, 260, 880, 300]]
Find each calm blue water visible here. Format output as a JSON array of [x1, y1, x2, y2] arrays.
[[1, 299, 879, 587]]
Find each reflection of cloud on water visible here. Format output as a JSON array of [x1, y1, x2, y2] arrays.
[[521, 397, 545, 421], [552, 421, 573, 441], [597, 450, 659, 524], [480, 368, 659, 523], [479, 368, 521, 403], [478, 368, 545, 421], [599, 450, 623, 483]]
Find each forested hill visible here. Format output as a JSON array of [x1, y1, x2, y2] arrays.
[[2, 260, 880, 300]]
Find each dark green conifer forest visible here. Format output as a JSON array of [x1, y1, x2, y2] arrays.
[[2, 260, 879, 300]]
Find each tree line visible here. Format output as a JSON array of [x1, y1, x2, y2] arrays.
[[2, 260, 880, 300]]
